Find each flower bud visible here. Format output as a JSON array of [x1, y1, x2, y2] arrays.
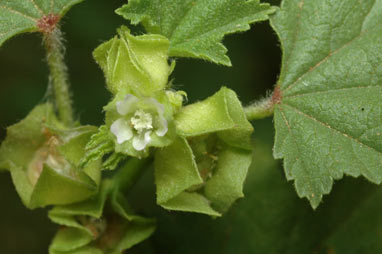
[[48, 181, 155, 254], [0, 104, 102, 209], [155, 87, 253, 215]]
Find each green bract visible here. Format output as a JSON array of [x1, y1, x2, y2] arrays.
[[116, 0, 276, 66], [155, 87, 253, 215], [48, 180, 155, 254], [0, 104, 101, 209], [271, 0, 382, 208], [93, 26, 173, 96], [83, 27, 182, 164], [0, 0, 83, 46]]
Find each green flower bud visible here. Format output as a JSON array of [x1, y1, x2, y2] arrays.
[[93, 26, 172, 96], [166, 90, 187, 111], [0, 104, 101, 209], [155, 87, 253, 215], [48, 181, 155, 254]]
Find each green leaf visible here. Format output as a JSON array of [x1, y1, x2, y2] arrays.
[[93, 26, 172, 96], [0, 104, 101, 208], [49, 180, 156, 254], [116, 0, 276, 66], [271, 0, 382, 208], [0, 0, 83, 46]]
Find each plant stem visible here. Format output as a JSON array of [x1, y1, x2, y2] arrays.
[[113, 157, 152, 193], [244, 86, 282, 121], [43, 28, 74, 126], [244, 96, 274, 120]]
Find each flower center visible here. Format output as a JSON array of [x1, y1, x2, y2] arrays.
[[130, 109, 153, 134]]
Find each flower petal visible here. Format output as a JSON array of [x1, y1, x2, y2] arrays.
[[132, 131, 152, 151], [111, 118, 133, 144], [155, 115, 168, 137], [116, 94, 139, 115], [145, 98, 165, 115]]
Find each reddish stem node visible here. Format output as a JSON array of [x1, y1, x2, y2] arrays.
[[271, 86, 283, 105], [37, 14, 61, 33]]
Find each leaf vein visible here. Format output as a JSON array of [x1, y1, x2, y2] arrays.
[[282, 103, 382, 155], [167, 1, 196, 39], [361, 0, 377, 31], [284, 85, 381, 99], [29, 0, 45, 15], [113, 41, 122, 82], [171, 3, 270, 45], [284, 0, 379, 93], [0, 5, 38, 22], [283, 28, 371, 93]]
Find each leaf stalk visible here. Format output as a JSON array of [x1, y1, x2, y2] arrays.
[[244, 96, 274, 120], [244, 86, 282, 120], [43, 27, 74, 126]]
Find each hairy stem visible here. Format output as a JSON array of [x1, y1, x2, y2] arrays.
[[113, 157, 152, 193], [244, 86, 281, 120], [244, 96, 274, 120], [43, 28, 74, 126]]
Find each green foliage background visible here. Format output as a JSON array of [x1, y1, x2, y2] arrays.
[[0, 0, 380, 253]]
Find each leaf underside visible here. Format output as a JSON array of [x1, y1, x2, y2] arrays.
[[116, 0, 276, 66], [0, 0, 83, 46], [271, 0, 382, 208]]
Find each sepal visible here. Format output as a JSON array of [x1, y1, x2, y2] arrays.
[[0, 104, 101, 208], [93, 26, 172, 96], [154, 87, 254, 215], [175, 87, 253, 150], [48, 181, 155, 254], [155, 135, 252, 215], [80, 126, 116, 169]]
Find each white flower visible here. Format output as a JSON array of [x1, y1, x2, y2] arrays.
[[110, 94, 168, 151]]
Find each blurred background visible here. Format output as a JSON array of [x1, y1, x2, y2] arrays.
[[0, 0, 380, 253]]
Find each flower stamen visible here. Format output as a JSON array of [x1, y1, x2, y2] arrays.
[[130, 109, 153, 134], [110, 94, 169, 152]]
